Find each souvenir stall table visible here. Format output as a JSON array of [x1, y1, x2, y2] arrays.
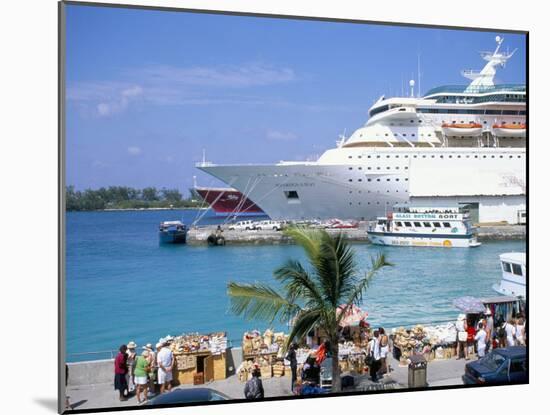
[[167, 332, 228, 385], [238, 329, 288, 382], [391, 323, 461, 365]]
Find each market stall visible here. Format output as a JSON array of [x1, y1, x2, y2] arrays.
[[238, 329, 289, 381], [166, 332, 228, 385]]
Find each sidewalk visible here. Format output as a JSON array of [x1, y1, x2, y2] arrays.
[[66, 355, 470, 411]]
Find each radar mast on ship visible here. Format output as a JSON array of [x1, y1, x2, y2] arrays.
[[462, 36, 517, 92]]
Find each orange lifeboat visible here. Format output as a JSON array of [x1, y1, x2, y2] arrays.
[[441, 122, 483, 137], [492, 123, 526, 138]]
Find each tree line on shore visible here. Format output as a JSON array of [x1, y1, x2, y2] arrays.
[[66, 185, 201, 211]]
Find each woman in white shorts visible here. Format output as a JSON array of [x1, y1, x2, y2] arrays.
[[133, 350, 151, 404]]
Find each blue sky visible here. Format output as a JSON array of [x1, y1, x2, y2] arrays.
[[65, 5, 526, 195]]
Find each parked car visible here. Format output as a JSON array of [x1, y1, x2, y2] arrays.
[[255, 220, 283, 231], [148, 388, 229, 405], [462, 346, 527, 385], [228, 220, 256, 231]]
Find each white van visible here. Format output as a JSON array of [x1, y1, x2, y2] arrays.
[[255, 220, 283, 231], [228, 220, 256, 231]]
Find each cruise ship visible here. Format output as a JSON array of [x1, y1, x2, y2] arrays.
[[197, 37, 526, 222]]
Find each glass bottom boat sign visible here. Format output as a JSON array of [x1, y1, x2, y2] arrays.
[[367, 208, 482, 248]]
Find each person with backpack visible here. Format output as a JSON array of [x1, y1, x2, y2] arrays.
[[285, 343, 298, 392], [244, 367, 264, 400]]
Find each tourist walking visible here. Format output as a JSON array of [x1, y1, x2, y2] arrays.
[[244, 367, 264, 400], [366, 330, 381, 382], [285, 343, 298, 392], [114, 345, 129, 401], [515, 317, 525, 345], [126, 341, 137, 394], [157, 342, 174, 394], [378, 327, 389, 377], [474, 322, 487, 358], [504, 319, 516, 347], [134, 350, 151, 404], [455, 314, 467, 359]]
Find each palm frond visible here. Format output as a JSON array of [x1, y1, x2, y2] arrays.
[[283, 226, 322, 265], [274, 259, 326, 308], [316, 231, 357, 306], [227, 282, 300, 323], [285, 308, 323, 349], [336, 253, 392, 326]]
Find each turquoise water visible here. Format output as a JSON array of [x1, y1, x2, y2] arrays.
[[66, 210, 525, 362]]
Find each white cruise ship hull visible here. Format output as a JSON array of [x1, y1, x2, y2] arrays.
[[198, 147, 525, 221]]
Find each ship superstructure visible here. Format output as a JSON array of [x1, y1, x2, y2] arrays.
[[197, 37, 526, 223]]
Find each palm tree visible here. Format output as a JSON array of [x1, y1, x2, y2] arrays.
[[227, 226, 391, 393]]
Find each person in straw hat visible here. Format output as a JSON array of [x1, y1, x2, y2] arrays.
[[134, 349, 151, 404], [455, 314, 467, 360], [126, 341, 138, 394], [157, 341, 174, 394], [142, 344, 156, 397]]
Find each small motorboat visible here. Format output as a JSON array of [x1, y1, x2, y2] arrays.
[[323, 219, 359, 229], [441, 122, 483, 137], [159, 221, 187, 244]]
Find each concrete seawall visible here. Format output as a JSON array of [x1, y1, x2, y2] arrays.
[[186, 224, 525, 246], [67, 348, 243, 387]]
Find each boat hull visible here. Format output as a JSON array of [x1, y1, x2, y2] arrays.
[[159, 230, 187, 244], [442, 127, 482, 137], [367, 232, 480, 248], [492, 282, 525, 298], [493, 128, 526, 138], [194, 187, 265, 217]]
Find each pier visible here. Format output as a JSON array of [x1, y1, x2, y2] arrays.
[[186, 224, 525, 246]]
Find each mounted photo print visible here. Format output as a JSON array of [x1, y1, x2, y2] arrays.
[[59, 1, 527, 413]]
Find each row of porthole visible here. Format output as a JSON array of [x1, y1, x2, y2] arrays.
[[350, 189, 406, 193], [347, 154, 523, 160], [348, 201, 397, 205], [349, 178, 409, 182]]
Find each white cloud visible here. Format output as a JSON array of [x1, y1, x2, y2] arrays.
[[66, 63, 297, 116], [266, 130, 298, 141], [135, 63, 296, 88], [127, 146, 142, 156], [94, 85, 143, 117]]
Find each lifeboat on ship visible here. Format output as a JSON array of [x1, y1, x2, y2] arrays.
[[492, 123, 526, 138], [441, 122, 483, 137]]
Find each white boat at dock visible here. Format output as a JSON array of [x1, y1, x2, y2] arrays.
[[367, 206, 481, 248], [493, 252, 526, 298]]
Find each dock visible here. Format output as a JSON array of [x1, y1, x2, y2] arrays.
[[186, 224, 525, 246]]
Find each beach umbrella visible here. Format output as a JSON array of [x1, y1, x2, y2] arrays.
[[336, 304, 368, 326], [452, 296, 486, 314]]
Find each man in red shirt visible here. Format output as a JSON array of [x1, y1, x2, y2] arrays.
[[114, 345, 129, 401]]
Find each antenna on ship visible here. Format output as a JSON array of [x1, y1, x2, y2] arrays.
[[417, 53, 421, 97], [409, 79, 415, 98]]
